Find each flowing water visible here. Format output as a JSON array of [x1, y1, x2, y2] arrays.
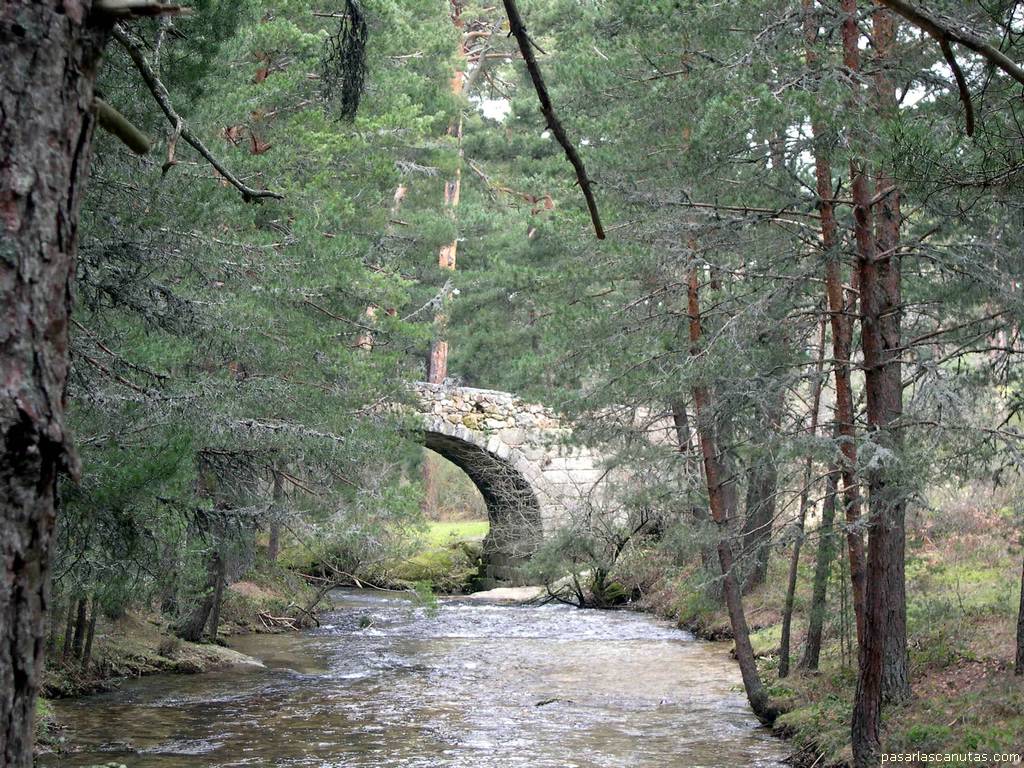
[[41, 590, 788, 767]]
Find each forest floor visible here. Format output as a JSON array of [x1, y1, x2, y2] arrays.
[[637, 495, 1024, 764]]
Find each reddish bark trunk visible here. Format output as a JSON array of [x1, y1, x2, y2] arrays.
[[1, 4, 108, 764], [687, 269, 776, 724], [844, 3, 910, 764], [871, 5, 911, 707]]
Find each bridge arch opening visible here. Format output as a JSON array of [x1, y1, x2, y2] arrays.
[[423, 428, 543, 587]]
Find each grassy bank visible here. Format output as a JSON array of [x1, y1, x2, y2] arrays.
[[633, 493, 1024, 764], [385, 520, 489, 593]]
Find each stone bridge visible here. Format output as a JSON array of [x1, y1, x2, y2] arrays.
[[412, 382, 615, 585]]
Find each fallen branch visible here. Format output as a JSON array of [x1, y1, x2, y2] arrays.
[[112, 24, 284, 202], [501, 0, 605, 239]]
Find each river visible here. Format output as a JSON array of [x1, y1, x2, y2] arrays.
[[40, 590, 789, 767]]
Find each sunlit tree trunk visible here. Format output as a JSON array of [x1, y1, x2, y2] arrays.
[[0, 4, 108, 763]]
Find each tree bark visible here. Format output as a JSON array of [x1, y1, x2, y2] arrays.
[[687, 268, 776, 724], [871, 5, 911, 708], [779, 318, 827, 678], [801, 469, 839, 671], [845, 3, 910, 763], [1, 3, 108, 763]]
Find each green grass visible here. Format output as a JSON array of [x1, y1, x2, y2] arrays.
[[424, 520, 489, 546]]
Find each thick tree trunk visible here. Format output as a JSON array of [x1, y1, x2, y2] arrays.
[[81, 594, 98, 669], [801, 469, 839, 671], [1, 4, 108, 763], [842, 4, 886, 764], [687, 268, 776, 724], [871, 5, 911, 707], [71, 597, 88, 659], [779, 319, 827, 677]]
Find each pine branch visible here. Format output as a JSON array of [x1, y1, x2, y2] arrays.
[[876, 0, 1024, 88], [501, 0, 605, 239], [112, 24, 284, 202]]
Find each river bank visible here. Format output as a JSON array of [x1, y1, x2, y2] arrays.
[[628, 505, 1024, 765]]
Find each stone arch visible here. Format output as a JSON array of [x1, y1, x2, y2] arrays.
[[421, 417, 546, 586]]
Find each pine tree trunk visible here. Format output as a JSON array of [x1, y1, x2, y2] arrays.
[[81, 595, 98, 669], [687, 268, 776, 724], [71, 597, 88, 660], [207, 553, 225, 642], [871, 5, 910, 708], [780, 319, 827, 677], [802, 469, 839, 671], [842, 4, 890, 764], [1, 4, 108, 763]]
